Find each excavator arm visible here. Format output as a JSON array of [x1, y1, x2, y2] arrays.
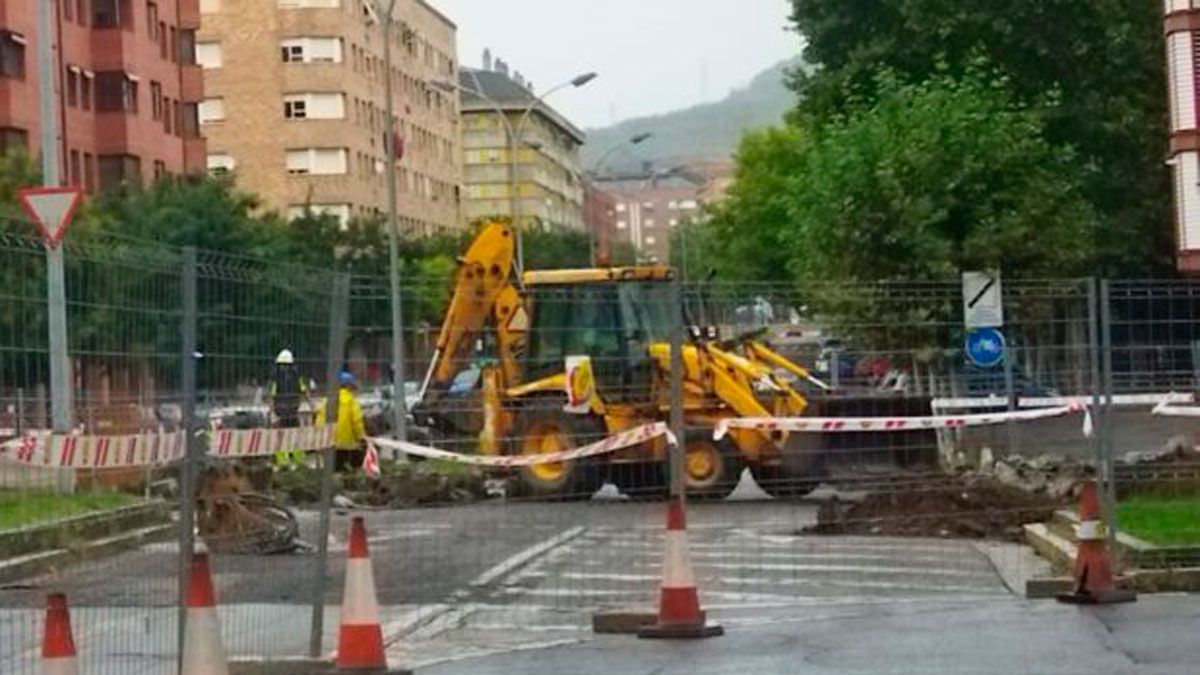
[[416, 223, 524, 407]]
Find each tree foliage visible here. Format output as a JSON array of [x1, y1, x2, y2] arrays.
[[788, 0, 1169, 275], [707, 69, 1098, 283]]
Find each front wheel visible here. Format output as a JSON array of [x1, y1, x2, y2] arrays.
[[683, 433, 742, 501], [512, 410, 607, 500]]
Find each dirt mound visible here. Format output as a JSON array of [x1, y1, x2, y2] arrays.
[[805, 476, 1061, 540]]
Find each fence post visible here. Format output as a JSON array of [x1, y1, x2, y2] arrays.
[[1098, 279, 1120, 559], [1003, 340, 1018, 457], [176, 246, 199, 671], [1087, 278, 1105, 471], [310, 272, 350, 658], [669, 277, 685, 499]]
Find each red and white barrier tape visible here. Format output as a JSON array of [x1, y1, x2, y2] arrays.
[[1151, 399, 1200, 418], [0, 425, 335, 468], [932, 392, 1192, 411], [714, 402, 1092, 440], [0, 431, 188, 469], [208, 425, 333, 458], [368, 422, 676, 468]]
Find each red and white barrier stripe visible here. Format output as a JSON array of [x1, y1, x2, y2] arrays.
[[0, 431, 187, 469], [0, 425, 335, 468], [933, 392, 1192, 411], [1150, 397, 1200, 417], [367, 422, 676, 468], [714, 402, 1091, 440]]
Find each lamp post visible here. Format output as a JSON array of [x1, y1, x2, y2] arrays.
[[435, 70, 596, 272], [366, 0, 407, 442], [585, 132, 652, 265]]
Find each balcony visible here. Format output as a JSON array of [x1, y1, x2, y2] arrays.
[[180, 65, 204, 103], [183, 137, 207, 175], [178, 0, 201, 30]]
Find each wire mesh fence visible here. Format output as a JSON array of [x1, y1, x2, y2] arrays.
[[1, 214, 1199, 671]]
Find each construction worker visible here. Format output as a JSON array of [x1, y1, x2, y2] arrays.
[[334, 370, 367, 471], [269, 349, 309, 470]]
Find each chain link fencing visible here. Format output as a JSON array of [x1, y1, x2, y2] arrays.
[[1, 214, 1199, 671]]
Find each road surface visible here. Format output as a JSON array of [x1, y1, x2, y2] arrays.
[[1, 477, 1019, 673]]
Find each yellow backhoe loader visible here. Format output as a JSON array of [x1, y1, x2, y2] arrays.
[[411, 223, 824, 499]]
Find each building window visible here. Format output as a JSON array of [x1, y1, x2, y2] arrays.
[[199, 0, 220, 13], [679, 199, 698, 209], [669, 218, 679, 227], [162, 96, 172, 133], [66, 68, 79, 107], [81, 73, 93, 110], [645, 218, 655, 228], [95, 71, 139, 113], [150, 81, 162, 120], [179, 102, 199, 138], [207, 153, 236, 173], [286, 203, 351, 226], [668, 200, 678, 210], [147, 3, 159, 40], [284, 92, 345, 120], [76, 0, 88, 25], [286, 148, 348, 175], [0, 127, 28, 154], [92, 0, 128, 29], [198, 98, 225, 124], [283, 98, 307, 119], [98, 154, 142, 191], [159, 22, 168, 58], [280, 37, 342, 63], [178, 29, 195, 64], [616, 220, 628, 230], [83, 153, 96, 192], [0, 32, 26, 79], [645, 236, 656, 246], [64, 0, 74, 21], [195, 42, 222, 69], [169, 26, 178, 62], [615, 203, 626, 213]]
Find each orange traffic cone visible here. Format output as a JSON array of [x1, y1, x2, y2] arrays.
[[337, 516, 388, 670], [41, 593, 77, 675], [181, 547, 230, 675], [1058, 480, 1136, 605], [638, 497, 723, 639]]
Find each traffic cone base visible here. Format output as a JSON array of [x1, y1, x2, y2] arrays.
[[1057, 480, 1135, 605], [638, 497, 722, 641], [42, 592, 77, 675], [337, 516, 390, 670]]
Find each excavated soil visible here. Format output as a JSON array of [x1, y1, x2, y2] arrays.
[[805, 475, 1062, 541]]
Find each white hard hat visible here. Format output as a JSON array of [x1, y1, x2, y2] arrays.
[[275, 349, 295, 365]]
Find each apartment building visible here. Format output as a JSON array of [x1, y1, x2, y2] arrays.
[[594, 172, 704, 263], [197, 0, 461, 233], [0, 0, 206, 190], [459, 65, 587, 231]]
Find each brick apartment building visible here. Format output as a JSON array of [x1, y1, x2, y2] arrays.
[[197, 0, 462, 233], [0, 0, 206, 190], [593, 172, 704, 263]]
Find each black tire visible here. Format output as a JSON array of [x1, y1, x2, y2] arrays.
[[683, 431, 742, 501], [611, 460, 668, 501], [511, 409, 607, 500], [750, 464, 821, 499]]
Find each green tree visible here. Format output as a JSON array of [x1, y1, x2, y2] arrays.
[[789, 0, 1169, 275], [711, 69, 1097, 284]]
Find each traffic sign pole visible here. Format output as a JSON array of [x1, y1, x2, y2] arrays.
[[35, 0, 71, 434]]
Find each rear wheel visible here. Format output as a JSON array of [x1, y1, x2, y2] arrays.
[[513, 411, 607, 500], [684, 433, 742, 501]]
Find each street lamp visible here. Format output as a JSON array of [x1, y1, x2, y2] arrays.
[[365, 0, 407, 444], [585, 133, 653, 265], [434, 69, 597, 272]]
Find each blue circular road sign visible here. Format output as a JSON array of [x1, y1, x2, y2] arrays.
[[965, 328, 1006, 368]]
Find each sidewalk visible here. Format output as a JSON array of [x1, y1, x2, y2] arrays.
[[420, 595, 1200, 675]]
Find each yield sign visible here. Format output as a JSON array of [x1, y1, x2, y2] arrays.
[[16, 186, 82, 247]]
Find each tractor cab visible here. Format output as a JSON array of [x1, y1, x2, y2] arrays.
[[521, 268, 677, 404]]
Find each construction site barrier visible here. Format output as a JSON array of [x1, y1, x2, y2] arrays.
[[0, 425, 334, 468], [931, 392, 1192, 410], [368, 422, 676, 467], [714, 402, 1092, 440]]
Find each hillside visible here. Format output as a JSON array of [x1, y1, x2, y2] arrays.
[[582, 59, 799, 175]]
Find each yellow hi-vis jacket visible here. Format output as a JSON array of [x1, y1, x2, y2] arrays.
[[333, 387, 366, 450]]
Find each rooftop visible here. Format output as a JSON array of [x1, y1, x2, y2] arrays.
[[459, 68, 587, 144]]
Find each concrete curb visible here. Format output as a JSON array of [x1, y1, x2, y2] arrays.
[[0, 522, 173, 584], [0, 501, 171, 559]]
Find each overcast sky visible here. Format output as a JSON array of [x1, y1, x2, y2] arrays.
[[428, 0, 799, 130]]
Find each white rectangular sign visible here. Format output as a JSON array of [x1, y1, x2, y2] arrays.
[[962, 271, 1003, 328]]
